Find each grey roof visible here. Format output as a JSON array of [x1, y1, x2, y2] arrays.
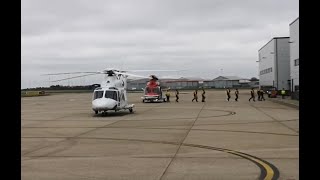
[[289, 17, 299, 26], [128, 77, 208, 83], [127, 78, 149, 83], [178, 77, 205, 81], [258, 37, 290, 51], [212, 76, 247, 81]]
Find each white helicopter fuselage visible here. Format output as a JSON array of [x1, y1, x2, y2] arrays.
[[92, 74, 134, 114]]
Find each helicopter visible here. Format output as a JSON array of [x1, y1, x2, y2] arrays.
[[43, 68, 148, 115], [141, 75, 167, 103]]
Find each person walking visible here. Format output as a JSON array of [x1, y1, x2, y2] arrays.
[[175, 89, 179, 102], [258, 89, 261, 101], [260, 89, 265, 101], [165, 89, 171, 102], [249, 88, 255, 102], [235, 88, 239, 101], [201, 88, 206, 102], [226, 88, 231, 101], [192, 90, 198, 102]]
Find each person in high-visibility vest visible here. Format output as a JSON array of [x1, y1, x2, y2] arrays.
[[165, 90, 171, 102], [281, 88, 286, 99]]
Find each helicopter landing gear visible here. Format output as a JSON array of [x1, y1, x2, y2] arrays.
[[129, 108, 133, 113]]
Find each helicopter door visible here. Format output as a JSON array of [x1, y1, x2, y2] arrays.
[[120, 91, 126, 103], [117, 91, 120, 106]]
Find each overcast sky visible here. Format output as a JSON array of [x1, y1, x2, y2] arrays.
[[21, 0, 299, 88]]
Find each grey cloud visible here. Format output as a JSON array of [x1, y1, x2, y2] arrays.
[[21, 0, 298, 88]]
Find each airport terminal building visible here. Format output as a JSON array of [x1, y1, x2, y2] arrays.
[[290, 17, 299, 92], [258, 37, 290, 90]]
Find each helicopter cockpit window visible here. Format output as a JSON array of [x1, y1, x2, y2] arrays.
[[146, 87, 151, 93], [105, 90, 118, 100], [94, 91, 104, 100], [153, 87, 160, 94]]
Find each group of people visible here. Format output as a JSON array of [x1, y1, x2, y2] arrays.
[[248, 88, 266, 102], [227, 88, 266, 102], [225, 88, 239, 101], [165, 89, 181, 102], [165, 88, 206, 102], [191, 88, 206, 102], [165, 88, 268, 102], [226, 88, 267, 102]]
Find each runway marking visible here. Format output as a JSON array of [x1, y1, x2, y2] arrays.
[[22, 136, 280, 180], [249, 104, 299, 134], [180, 143, 280, 180], [159, 103, 206, 180], [22, 127, 298, 137]]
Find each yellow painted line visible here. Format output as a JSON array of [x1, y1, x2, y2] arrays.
[[224, 150, 274, 180]]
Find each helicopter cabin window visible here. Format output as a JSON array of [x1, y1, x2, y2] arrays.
[[105, 90, 118, 101], [94, 91, 104, 99]]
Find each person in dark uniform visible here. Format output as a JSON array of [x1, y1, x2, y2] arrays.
[[226, 88, 231, 101], [257, 89, 261, 101], [260, 89, 265, 101], [175, 89, 179, 102], [235, 88, 239, 101], [192, 90, 198, 102], [249, 88, 255, 102], [201, 88, 206, 102]]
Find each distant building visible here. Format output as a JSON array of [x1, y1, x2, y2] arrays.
[[203, 76, 250, 88], [128, 76, 257, 90], [127, 78, 149, 90], [239, 79, 259, 88], [290, 17, 299, 92], [258, 37, 290, 90], [127, 77, 201, 90], [161, 77, 201, 89]]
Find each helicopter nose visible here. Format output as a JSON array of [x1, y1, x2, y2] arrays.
[[92, 98, 118, 111]]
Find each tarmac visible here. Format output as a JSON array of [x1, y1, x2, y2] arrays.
[[266, 96, 299, 109], [21, 89, 299, 180]]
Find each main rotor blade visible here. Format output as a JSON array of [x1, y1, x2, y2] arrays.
[[114, 72, 149, 78], [125, 69, 184, 72], [41, 72, 100, 76], [49, 73, 100, 82]]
